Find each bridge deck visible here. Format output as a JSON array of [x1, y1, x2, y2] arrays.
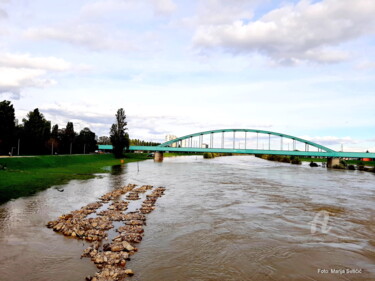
[[98, 145, 375, 158]]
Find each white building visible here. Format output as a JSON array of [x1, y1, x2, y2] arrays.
[[165, 134, 178, 147]]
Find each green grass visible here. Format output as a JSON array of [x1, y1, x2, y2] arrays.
[[300, 157, 327, 163], [0, 153, 148, 204]]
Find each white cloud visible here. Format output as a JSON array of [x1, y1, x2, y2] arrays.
[[183, 0, 257, 26], [80, 0, 140, 18], [0, 53, 77, 99], [193, 0, 375, 64], [81, 0, 176, 18], [0, 67, 56, 99], [28, 0, 176, 52], [151, 0, 176, 16], [0, 8, 7, 19], [0, 0, 9, 21], [0, 53, 72, 71], [25, 24, 136, 52]]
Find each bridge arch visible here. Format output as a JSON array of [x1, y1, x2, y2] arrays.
[[159, 129, 335, 152]]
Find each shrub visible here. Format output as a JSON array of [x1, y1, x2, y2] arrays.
[[203, 152, 214, 159], [348, 165, 356, 170], [281, 156, 291, 163], [340, 160, 348, 167], [357, 165, 365, 171], [309, 161, 318, 167], [333, 164, 346, 169], [291, 157, 301, 165]]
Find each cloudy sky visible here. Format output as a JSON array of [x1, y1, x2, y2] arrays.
[[1, 0, 374, 151]]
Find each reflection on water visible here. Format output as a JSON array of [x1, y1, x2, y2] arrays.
[[0, 156, 374, 281], [111, 165, 124, 175]]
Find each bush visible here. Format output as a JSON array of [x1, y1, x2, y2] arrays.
[[348, 165, 356, 170], [267, 155, 277, 161], [340, 160, 348, 167], [291, 157, 301, 165], [357, 165, 365, 171], [203, 152, 214, 159], [281, 156, 291, 163], [333, 164, 346, 169], [309, 161, 318, 167]]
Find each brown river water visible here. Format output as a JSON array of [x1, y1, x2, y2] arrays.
[[0, 156, 374, 281]]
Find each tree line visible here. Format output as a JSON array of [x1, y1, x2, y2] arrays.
[[1, 100, 160, 158], [0, 100, 97, 155]]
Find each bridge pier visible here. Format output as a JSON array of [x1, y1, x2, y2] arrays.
[[154, 151, 164, 162], [327, 157, 340, 168]]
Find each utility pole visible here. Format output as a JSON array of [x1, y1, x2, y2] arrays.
[[17, 138, 20, 155], [70, 142, 72, 154], [84, 143, 86, 154]]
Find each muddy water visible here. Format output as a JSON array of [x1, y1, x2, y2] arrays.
[[0, 156, 374, 281]]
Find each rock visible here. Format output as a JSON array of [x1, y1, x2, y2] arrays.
[[99, 184, 137, 202], [48, 183, 164, 281], [113, 233, 143, 243], [103, 243, 111, 251], [111, 244, 124, 252], [117, 225, 144, 234], [125, 269, 134, 276], [122, 241, 135, 252], [125, 220, 144, 226]]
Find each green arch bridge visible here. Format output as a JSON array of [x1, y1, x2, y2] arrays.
[[98, 129, 375, 165]]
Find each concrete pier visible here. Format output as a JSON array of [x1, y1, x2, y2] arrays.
[[327, 157, 340, 168], [154, 152, 164, 162]]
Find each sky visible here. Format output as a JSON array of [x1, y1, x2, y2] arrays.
[[0, 0, 374, 151]]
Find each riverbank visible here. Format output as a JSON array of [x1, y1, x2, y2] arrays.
[[0, 153, 149, 204], [300, 157, 375, 166], [258, 155, 375, 171]]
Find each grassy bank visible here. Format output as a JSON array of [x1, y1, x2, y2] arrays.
[[255, 154, 302, 165], [0, 153, 148, 204]]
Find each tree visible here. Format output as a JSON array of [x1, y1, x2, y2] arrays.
[[98, 136, 111, 145], [0, 100, 16, 155], [22, 108, 51, 155], [51, 124, 59, 139], [46, 124, 60, 154], [76, 127, 97, 154], [110, 108, 129, 158], [61, 122, 76, 154]]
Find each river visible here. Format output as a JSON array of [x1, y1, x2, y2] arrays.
[[0, 156, 374, 281]]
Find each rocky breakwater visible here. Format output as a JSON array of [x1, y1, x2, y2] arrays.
[[140, 187, 166, 214], [46, 184, 166, 281], [46, 202, 113, 241], [99, 184, 137, 203]]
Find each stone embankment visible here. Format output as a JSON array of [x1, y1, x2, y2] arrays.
[[47, 183, 166, 281]]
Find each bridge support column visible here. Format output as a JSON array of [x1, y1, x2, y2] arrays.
[[327, 157, 340, 168], [154, 152, 164, 162]]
